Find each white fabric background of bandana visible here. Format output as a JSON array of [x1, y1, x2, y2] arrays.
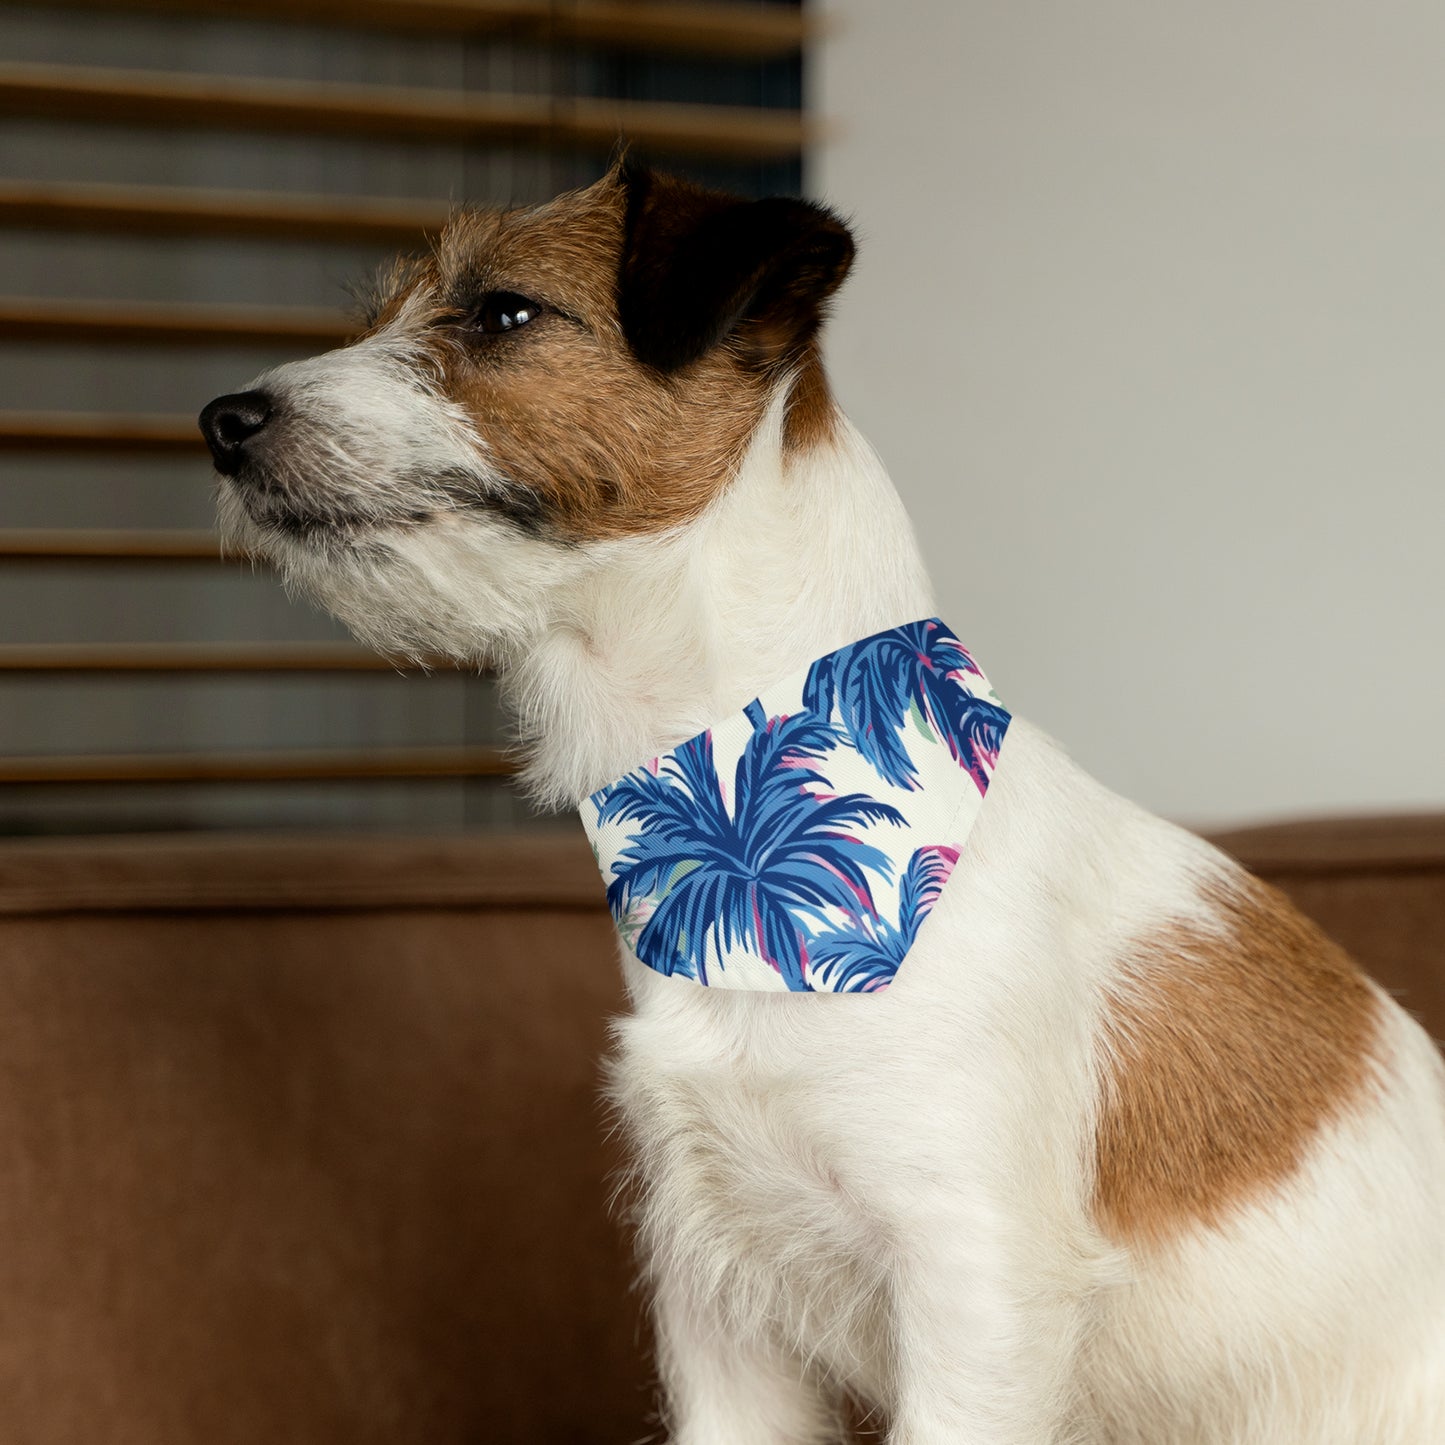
[[583, 619, 1011, 994]]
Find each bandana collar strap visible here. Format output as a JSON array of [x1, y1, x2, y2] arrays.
[[581, 618, 1011, 994]]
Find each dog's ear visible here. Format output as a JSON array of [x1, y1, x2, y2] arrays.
[[617, 162, 855, 374]]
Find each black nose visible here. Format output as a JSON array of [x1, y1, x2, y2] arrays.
[[199, 390, 272, 475]]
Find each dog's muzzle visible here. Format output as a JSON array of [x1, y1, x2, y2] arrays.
[[199, 390, 274, 476]]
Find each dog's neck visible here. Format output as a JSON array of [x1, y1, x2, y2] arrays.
[[502, 393, 936, 809]]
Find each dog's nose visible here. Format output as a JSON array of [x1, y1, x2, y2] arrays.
[[199, 390, 273, 475]]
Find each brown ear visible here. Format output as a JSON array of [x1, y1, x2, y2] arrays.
[[617, 162, 855, 374]]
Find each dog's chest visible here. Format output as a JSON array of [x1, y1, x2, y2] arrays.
[[612, 993, 896, 1389]]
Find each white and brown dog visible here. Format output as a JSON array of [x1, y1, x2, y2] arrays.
[[200, 164, 1445, 1444]]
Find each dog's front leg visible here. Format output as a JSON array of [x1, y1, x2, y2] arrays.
[[653, 1274, 844, 1445], [882, 1208, 1093, 1445]]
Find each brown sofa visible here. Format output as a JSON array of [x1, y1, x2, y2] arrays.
[[0, 817, 1440, 1443]]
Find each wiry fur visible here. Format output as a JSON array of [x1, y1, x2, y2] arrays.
[[205, 169, 1445, 1444]]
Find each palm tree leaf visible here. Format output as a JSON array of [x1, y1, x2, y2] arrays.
[[897, 844, 959, 946], [803, 619, 1000, 791], [596, 729, 729, 837], [594, 691, 920, 988], [953, 699, 1011, 793], [806, 930, 901, 993], [807, 844, 961, 990]]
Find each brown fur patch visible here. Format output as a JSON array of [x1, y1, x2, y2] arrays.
[[436, 184, 769, 540], [1093, 872, 1381, 1247], [782, 344, 840, 454], [366, 172, 840, 542]]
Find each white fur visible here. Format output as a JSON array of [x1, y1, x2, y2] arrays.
[[221, 348, 1445, 1444]]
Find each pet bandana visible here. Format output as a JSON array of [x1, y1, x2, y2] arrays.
[[582, 619, 1010, 994]]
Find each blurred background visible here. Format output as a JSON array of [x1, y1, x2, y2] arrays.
[[0, 0, 803, 837], [2, 0, 1442, 838], [819, 1, 1445, 827]]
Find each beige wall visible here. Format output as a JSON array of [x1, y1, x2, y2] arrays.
[[814, 2, 1445, 827]]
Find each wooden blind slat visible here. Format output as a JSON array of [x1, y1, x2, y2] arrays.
[[0, 62, 812, 161], [0, 745, 512, 783], [0, 297, 353, 348], [0, 643, 424, 673], [545, 0, 810, 57], [0, 412, 202, 452], [0, 529, 227, 561], [0, 180, 448, 245], [0, 0, 809, 58]]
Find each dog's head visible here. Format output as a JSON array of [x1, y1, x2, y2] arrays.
[[200, 163, 854, 662]]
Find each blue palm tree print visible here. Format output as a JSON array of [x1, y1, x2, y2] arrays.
[[807, 845, 959, 993], [585, 618, 1009, 994], [802, 619, 1010, 793], [594, 700, 905, 989]]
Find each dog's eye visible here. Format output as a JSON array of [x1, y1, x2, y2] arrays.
[[472, 291, 543, 334]]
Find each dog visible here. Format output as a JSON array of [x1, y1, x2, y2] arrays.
[[200, 162, 1445, 1444]]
